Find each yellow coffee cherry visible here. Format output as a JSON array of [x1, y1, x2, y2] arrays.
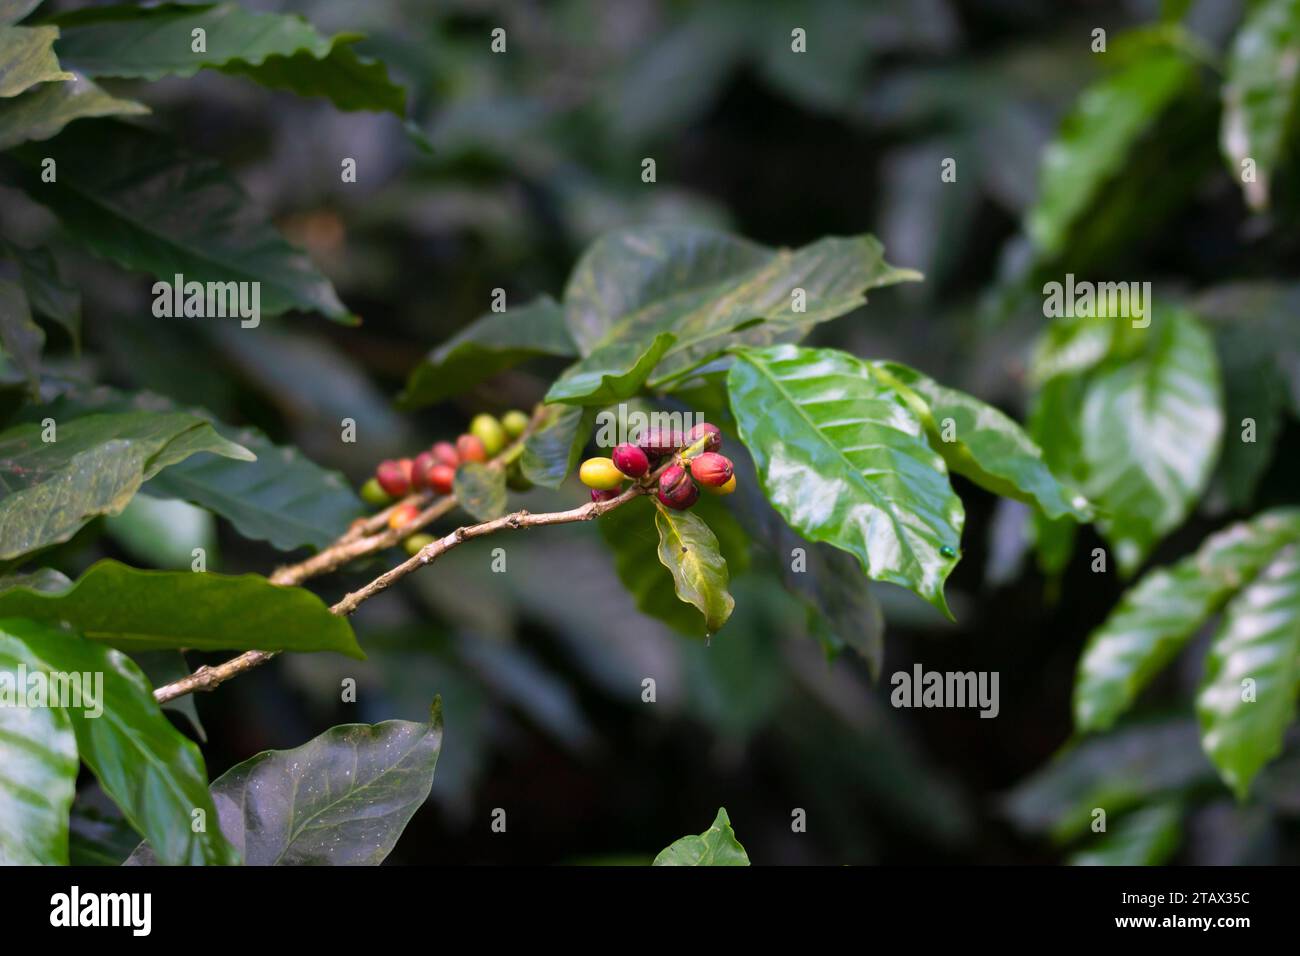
[[470, 414, 507, 456], [403, 533, 436, 557], [703, 474, 737, 496], [501, 409, 530, 438], [579, 457, 624, 490]]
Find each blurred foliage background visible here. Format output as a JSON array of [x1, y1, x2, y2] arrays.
[[7, 0, 1300, 864]]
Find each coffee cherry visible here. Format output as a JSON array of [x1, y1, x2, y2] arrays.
[[457, 433, 487, 463], [611, 443, 650, 478], [590, 488, 620, 503], [470, 414, 507, 456], [411, 451, 436, 490], [360, 477, 392, 507], [690, 452, 733, 487], [432, 441, 460, 468], [656, 464, 699, 510], [501, 409, 530, 439], [376, 458, 414, 498], [703, 474, 737, 496], [387, 502, 421, 531], [403, 533, 436, 557], [428, 463, 456, 495], [685, 422, 722, 452], [636, 428, 682, 459], [579, 457, 624, 490]]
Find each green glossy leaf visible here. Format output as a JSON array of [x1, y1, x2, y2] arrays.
[[545, 332, 676, 405], [563, 226, 920, 386], [0, 24, 72, 97], [10, 122, 351, 322], [1197, 544, 1300, 798], [519, 403, 592, 489], [1075, 508, 1300, 732], [6, 617, 238, 865], [0, 558, 364, 657], [452, 462, 507, 522], [1028, 374, 1087, 576], [875, 360, 1090, 520], [130, 700, 443, 865], [0, 70, 146, 149], [728, 344, 964, 617], [1220, 0, 1300, 210], [1, 241, 79, 347], [653, 807, 749, 866], [654, 500, 734, 635], [29, 386, 366, 552], [54, 2, 405, 115], [1081, 308, 1223, 575], [0, 410, 253, 560], [0, 621, 78, 864], [1069, 801, 1182, 866], [1027, 47, 1194, 258], [0, 276, 39, 393], [400, 296, 575, 408]]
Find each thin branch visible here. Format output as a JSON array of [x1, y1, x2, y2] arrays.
[[153, 482, 648, 704]]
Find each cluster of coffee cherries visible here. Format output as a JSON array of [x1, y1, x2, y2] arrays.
[[358, 409, 530, 554], [579, 422, 736, 510]]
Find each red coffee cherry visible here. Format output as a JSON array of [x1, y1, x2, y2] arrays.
[[428, 464, 456, 495], [411, 451, 436, 490], [387, 502, 421, 531], [690, 452, 733, 487], [457, 433, 487, 463], [432, 441, 460, 468], [685, 422, 722, 452], [636, 428, 682, 459], [611, 443, 650, 478], [656, 464, 699, 510], [376, 458, 413, 497]]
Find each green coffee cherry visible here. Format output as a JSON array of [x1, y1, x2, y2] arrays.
[[470, 414, 507, 456], [404, 533, 436, 557], [360, 477, 393, 507], [501, 409, 530, 439]]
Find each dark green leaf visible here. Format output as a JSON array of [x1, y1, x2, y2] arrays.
[[0, 620, 78, 864], [6, 617, 238, 865], [1220, 0, 1300, 210], [10, 123, 351, 322], [55, 2, 405, 115], [0, 410, 253, 560], [654, 499, 734, 635], [1026, 45, 1195, 258], [0, 558, 364, 657], [1197, 544, 1300, 798], [1069, 801, 1182, 866], [1080, 308, 1222, 574], [0, 70, 146, 149], [0, 24, 71, 97], [728, 344, 964, 617], [452, 462, 507, 522], [68, 803, 141, 866], [130, 700, 443, 865], [563, 226, 919, 386], [399, 296, 575, 409], [545, 332, 676, 405], [519, 403, 592, 489], [653, 807, 749, 866], [1, 241, 79, 347], [1075, 508, 1300, 732], [0, 276, 40, 393], [875, 360, 1090, 519]]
